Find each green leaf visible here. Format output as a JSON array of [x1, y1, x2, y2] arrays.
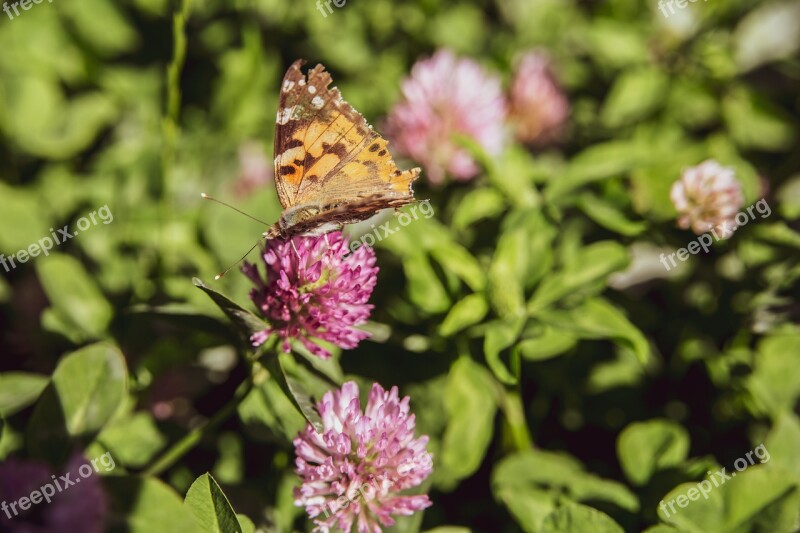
[[0, 183, 53, 254], [53, 343, 127, 435], [185, 473, 243, 533], [752, 222, 800, 250], [618, 420, 690, 486], [237, 372, 306, 442], [493, 450, 639, 514], [236, 514, 255, 533], [601, 67, 669, 127], [488, 224, 528, 318], [515, 327, 577, 362], [586, 20, 650, 69], [423, 528, 472, 533], [483, 317, 525, 385], [528, 242, 629, 313], [439, 293, 489, 337], [776, 175, 800, 220], [541, 503, 625, 533], [494, 485, 556, 533], [546, 141, 641, 201], [264, 353, 324, 433], [105, 476, 197, 532], [538, 298, 651, 364], [452, 188, 506, 230], [430, 243, 486, 293], [666, 78, 719, 130], [60, 0, 138, 55], [28, 343, 127, 462], [657, 466, 800, 532], [193, 277, 269, 340], [437, 358, 498, 489], [577, 193, 648, 236], [403, 252, 452, 314], [764, 413, 800, 483], [4, 77, 118, 159], [36, 253, 114, 341], [746, 332, 800, 418], [95, 412, 166, 468], [723, 86, 794, 152], [0, 373, 48, 418]]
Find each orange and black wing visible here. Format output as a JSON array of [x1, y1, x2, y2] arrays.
[[272, 60, 419, 211]]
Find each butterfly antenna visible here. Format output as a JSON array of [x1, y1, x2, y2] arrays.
[[200, 193, 271, 226], [290, 239, 301, 260], [214, 237, 265, 280]]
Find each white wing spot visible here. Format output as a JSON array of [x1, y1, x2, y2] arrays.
[[311, 96, 324, 109], [282, 80, 295, 92], [298, 79, 306, 86], [277, 105, 298, 125], [308, 85, 317, 94]]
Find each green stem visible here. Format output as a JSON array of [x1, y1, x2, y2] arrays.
[[161, 0, 192, 199], [143, 372, 254, 477], [501, 387, 533, 451]]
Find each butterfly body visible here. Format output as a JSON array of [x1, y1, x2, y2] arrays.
[[267, 59, 420, 240]]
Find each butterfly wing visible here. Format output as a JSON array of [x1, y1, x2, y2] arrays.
[[273, 60, 419, 213]]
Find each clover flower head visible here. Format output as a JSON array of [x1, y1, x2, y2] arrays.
[[670, 160, 744, 236], [385, 49, 507, 185], [509, 51, 569, 145], [243, 232, 377, 358], [294, 381, 433, 533]]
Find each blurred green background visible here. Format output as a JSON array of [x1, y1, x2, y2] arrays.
[[1, 0, 799, 531]]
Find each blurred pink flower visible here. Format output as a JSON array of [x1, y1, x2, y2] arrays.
[[509, 52, 569, 145], [294, 381, 433, 533], [243, 232, 377, 358], [385, 50, 507, 185], [0, 454, 108, 533], [232, 141, 273, 197], [670, 160, 744, 236]]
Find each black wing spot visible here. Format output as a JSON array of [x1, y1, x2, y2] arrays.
[[284, 139, 303, 149], [378, 149, 387, 156], [280, 166, 296, 175], [368, 143, 381, 152]]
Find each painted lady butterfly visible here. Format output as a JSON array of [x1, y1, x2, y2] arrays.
[[264, 59, 420, 239]]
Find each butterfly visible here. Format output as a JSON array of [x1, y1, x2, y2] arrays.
[[263, 59, 420, 239]]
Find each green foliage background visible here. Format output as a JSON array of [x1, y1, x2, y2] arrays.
[[1, 0, 799, 531]]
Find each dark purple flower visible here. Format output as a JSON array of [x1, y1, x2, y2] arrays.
[[0, 454, 108, 533]]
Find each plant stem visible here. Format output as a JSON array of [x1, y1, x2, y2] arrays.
[[161, 0, 192, 199], [143, 372, 254, 477], [501, 388, 533, 451]]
